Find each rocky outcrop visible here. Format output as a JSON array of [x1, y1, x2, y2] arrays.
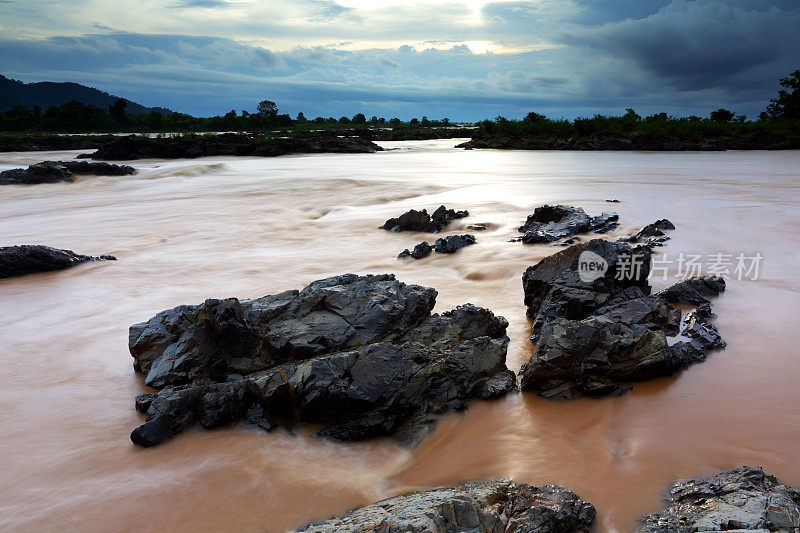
[[516, 205, 618, 244], [83, 134, 382, 160], [298, 480, 596, 533], [0, 160, 135, 185], [658, 276, 725, 305], [519, 239, 725, 399], [381, 205, 469, 233], [627, 219, 676, 243], [638, 466, 800, 532], [398, 235, 477, 259], [0, 245, 115, 279], [398, 241, 433, 259], [129, 274, 514, 447]]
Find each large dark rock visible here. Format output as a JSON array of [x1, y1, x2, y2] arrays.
[[398, 241, 433, 259], [434, 234, 476, 254], [129, 274, 514, 447], [627, 218, 676, 243], [84, 134, 382, 160], [0, 160, 135, 185], [298, 480, 596, 533], [519, 239, 725, 399], [517, 205, 618, 244], [658, 275, 726, 305], [381, 205, 469, 233], [0, 245, 116, 279], [638, 466, 800, 532]]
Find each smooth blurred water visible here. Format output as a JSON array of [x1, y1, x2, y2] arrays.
[[1, 140, 799, 532]]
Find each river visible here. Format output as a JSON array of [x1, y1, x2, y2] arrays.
[[1, 139, 799, 532]]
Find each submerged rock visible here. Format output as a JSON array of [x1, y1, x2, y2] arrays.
[[519, 238, 725, 399], [398, 241, 433, 259], [638, 466, 800, 532], [517, 205, 618, 244], [0, 245, 116, 279], [298, 480, 596, 533], [434, 234, 476, 254], [0, 160, 135, 185], [129, 274, 514, 447], [628, 218, 676, 242], [381, 205, 469, 233]]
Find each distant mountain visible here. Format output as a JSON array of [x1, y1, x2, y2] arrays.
[[0, 74, 172, 115]]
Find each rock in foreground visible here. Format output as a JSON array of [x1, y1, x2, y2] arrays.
[[0, 160, 135, 185], [129, 274, 514, 447], [381, 205, 469, 233], [517, 205, 618, 244], [298, 480, 596, 533], [0, 245, 116, 279], [639, 466, 800, 532], [520, 238, 726, 398]]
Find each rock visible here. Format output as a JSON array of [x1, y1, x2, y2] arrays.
[[380, 205, 469, 233], [519, 238, 725, 398], [638, 466, 800, 532], [129, 274, 513, 447], [658, 275, 725, 305], [629, 219, 676, 242], [298, 480, 596, 533], [517, 205, 618, 244], [0, 245, 116, 279], [398, 241, 433, 259], [84, 134, 382, 160], [433, 234, 476, 254], [467, 223, 488, 231], [605, 199, 620, 203], [0, 160, 135, 185]]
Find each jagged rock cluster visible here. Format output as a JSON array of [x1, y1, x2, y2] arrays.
[[0, 160, 135, 185], [519, 238, 726, 399], [639, 466, 800, 532], [298, 480, 596, 533], [380, 205, 469, 233], [129, 274, 514, 447], [398, 234, 476, 259], [515, 205, 619, 244], [0, 245, 116, 279]]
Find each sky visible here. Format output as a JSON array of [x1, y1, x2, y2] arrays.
[[0, 0, 798, 120]]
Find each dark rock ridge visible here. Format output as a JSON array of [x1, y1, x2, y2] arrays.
[[519, 238, 726, 399], [83, 134, 382, 160], [381, 205, 469, 233], [398, 234, 477, 259], [0, 160, 135, 185], [0, 245, 116, 279], [456, 132, 800, 151], [627, 218, 676, 243], [129, 274, 514, 447], [298, 480, 596, 533], [516, 205, 618, 244], [638, 466, 800, 532]]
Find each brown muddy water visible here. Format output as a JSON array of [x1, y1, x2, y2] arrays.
[[1, 139, 799, 532]]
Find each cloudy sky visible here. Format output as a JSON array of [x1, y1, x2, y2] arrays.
[[0, 0, 798, 120]]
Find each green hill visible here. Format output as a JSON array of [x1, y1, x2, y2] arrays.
[[0, 74, 171, 115]]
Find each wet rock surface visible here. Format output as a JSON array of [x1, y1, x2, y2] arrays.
[[129, 274, 513, 447], [519, 238, 726, 399], [84, 134, 382, 160], [628, 218, 676, 243], [298, 480, 596, 533], [0, 160, 135, 185], [638, 466, 800, 532], [516, 205, 618, 244], [0, 245, 116, 279], [381, 205, 469, 233], [397, 241, 433, 259], [399, 234, 476, 259]]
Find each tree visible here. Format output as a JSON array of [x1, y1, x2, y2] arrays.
[[257, 100, 278, 118], [766, 69, 800, 119], [389, 117, 401, 125], [709, 108, 735, 122], [409, 118, 419, 125], [523, 111, 547, 123], [623, 108, 641, 121], [296, 112, 307, 123], [339, 116, 350, 124], [421, 116, 430, 125], [109, 98, 127, 123], [351, 113, 366, 124]]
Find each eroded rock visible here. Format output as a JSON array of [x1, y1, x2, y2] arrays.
[[298, 480, 596, 533], [638, 466, 800, 532], [129, 274, 513, 447], [398, 241, 433, 259], [519, 238, 725, 399], [517, 205, 618, 244], [0, 245, 116, 279], [0, 160, 135, 185], [381, 205, 469, 233]]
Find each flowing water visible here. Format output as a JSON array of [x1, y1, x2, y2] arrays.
[[1, 139, 799, 532]]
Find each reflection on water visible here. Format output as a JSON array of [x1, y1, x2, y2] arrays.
[[1, 140, 800, 532]]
